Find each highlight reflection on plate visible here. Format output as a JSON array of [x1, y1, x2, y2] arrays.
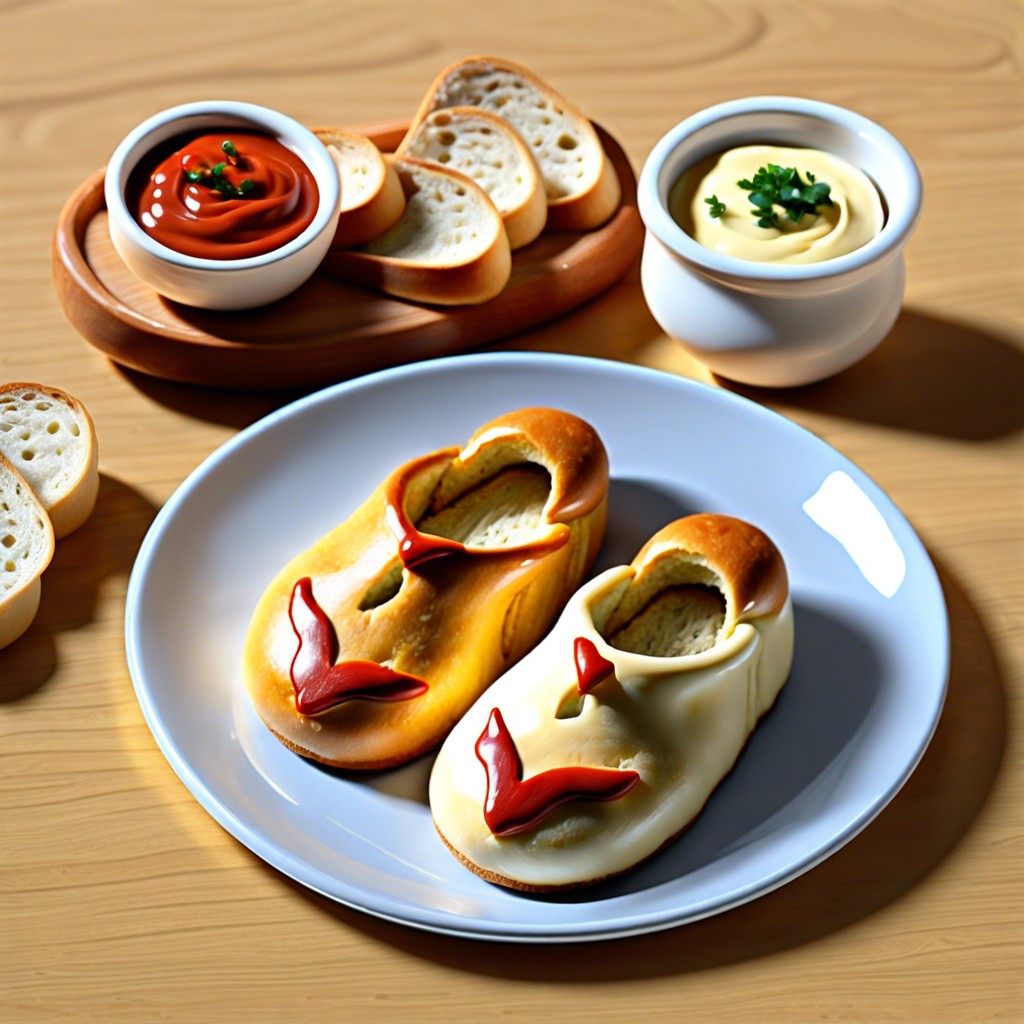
[[125, 353, 948, 941]]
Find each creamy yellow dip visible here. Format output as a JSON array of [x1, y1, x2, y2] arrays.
[[670, 144, 884, 264]]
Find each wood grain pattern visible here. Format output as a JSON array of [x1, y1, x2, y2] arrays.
[[52, 122, 642, 390], [1, 1, 1022, 1022]]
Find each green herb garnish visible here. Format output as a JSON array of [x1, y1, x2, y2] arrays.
[[704, 194, 727, 219], [736, 163, 833, 228], [185, 141, 255, 198]]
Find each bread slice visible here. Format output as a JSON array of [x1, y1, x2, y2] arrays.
[[0, 383, 99, 539], [0, 454, 55, 649], [311, 127, 406, 249], [410, 56, 621, 231], [327, 156, 512, 305], [396, 106, 546, 249]]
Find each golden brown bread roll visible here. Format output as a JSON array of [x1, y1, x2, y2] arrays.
[[242, 407, 608, 770]]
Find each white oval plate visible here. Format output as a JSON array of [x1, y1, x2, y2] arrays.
[[125, 353, 948, 942]]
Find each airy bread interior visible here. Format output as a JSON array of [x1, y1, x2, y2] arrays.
[[420, 464, 550, 548], [326, 156, 512, 304], [0, 454, 54, 648], [608, 585, 726, 657], [419, 57, 620, 229], [397, 107, 546, 248], [0, 384, 98, 538], [312, 127, 406, 248], [0, 387, 89, 509], [360, 465, 550, 612], [361, 158, 504, 265], [0, 457, 51, 593]]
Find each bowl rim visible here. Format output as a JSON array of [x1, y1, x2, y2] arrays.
[[103, 99, 339, 272], [637, 95, 923, 283]]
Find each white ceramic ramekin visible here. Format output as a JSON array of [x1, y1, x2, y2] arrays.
[[104, 100, 340, 310], [638, 97, 922, 387]]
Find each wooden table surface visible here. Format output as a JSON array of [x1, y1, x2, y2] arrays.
[[2, 1, 1021, 1020]]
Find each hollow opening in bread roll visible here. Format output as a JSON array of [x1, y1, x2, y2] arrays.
[[359, 463, 552, 612], [593, 553, 730, 658], [420, 463, 550, 547], [606, 584, 726, 657]]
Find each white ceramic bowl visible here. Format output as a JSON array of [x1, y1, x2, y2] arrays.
[[638, 97, 922, 387], [104, 100, 340, 310]]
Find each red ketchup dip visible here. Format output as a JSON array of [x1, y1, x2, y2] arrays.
[[131, 131, 319, 259]]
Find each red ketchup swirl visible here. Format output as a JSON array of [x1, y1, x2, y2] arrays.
[[574, 637, 616, 695], [132, 131, 319, 259], [288, 578, 427, 716], [475, 708, 639, 837]]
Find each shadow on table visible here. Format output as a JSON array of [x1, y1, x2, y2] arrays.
[[0, 474, 158, 701], [113, 363, 314, 431], [301, 554, 1006, 976], [107, 262, 661, 429], [108, 283, 1023, 444], [725, 308, 1024, 441]]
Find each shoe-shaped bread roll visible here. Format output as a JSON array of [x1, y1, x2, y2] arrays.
[[243, 408, 608, 770], [429, 514, 794, 891]]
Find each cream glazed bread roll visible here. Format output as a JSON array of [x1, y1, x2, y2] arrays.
[[242, 408, 608, 771], [429, 514, 794, 892]]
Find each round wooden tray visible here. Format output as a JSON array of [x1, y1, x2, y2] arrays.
[[52, 119, 644, 391]]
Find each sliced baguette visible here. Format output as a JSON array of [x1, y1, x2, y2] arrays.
[[396, 106, 546, 249], [0, 454, 55, 649], [0, 383, 99, 539], [327, 156, 512, 305], [410, 56, 621, 231], [311, 127, 406, 249]]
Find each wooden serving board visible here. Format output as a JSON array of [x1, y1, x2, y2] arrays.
[[52, 120, 644, 392]]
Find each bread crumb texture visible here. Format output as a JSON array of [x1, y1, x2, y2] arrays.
[[433, 64, 594, 200], [0, 388, 88, 507], [406, 111, 532, 212], [363, 164, 490, 262], [0, 464, 50, 594]]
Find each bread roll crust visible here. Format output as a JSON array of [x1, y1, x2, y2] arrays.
[[242, 407, 608, 770]]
